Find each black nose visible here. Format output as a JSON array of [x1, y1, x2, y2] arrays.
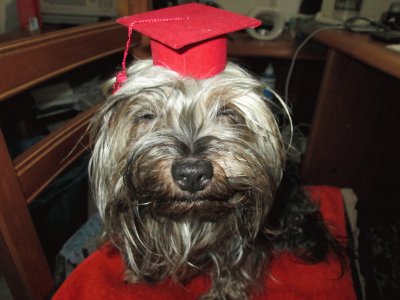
[[171, 160, 213, 193]]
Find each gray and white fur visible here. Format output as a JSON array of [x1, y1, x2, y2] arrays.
[[89, 59, 342, 299]]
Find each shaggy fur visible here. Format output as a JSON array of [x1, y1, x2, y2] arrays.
[[89, 59, 344, 300]]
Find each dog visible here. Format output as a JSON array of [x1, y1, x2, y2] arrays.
[[88, 59, 345, 299]]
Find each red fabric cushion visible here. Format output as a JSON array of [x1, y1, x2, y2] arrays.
[[53, 186, 356, 300]]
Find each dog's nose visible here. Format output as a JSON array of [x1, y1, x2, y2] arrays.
[[171, 160, 213, 193]]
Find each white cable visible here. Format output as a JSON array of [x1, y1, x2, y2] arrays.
[[284, 25, 344, 104]]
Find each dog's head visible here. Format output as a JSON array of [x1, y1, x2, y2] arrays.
[[90, 59, 285, 220], [89, 59, 288, 280]]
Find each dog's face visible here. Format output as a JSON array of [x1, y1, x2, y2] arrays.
[[89, 59, 286, 285]]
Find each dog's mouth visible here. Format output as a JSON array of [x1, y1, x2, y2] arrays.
[[153, 192, 246, 220]]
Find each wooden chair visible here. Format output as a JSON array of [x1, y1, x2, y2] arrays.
[[0, 18, 143, 300]]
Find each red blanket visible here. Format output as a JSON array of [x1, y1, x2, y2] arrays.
[[53, 186, 356, 299]]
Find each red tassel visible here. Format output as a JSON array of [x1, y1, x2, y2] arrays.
[[112, 17, 188, 94]]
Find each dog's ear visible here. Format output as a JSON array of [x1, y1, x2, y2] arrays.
[[259, 86, 292, 138], [88, 96, 126, 217]]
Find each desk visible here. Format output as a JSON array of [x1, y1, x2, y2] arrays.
[[133, 32, 326, 61], [301, 29, 400, 225], [227, 32, 325, 60]]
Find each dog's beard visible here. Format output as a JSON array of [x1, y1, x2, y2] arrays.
[[89, 59, 286, 296], [104, 195, 271, 285], [102, 131, 275, 284]]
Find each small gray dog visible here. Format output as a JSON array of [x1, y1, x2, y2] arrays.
[[89, 59, 343, 299]]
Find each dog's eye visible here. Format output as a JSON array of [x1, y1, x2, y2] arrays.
[[218, 108, 234, 116], [136, 112, 157, 121]]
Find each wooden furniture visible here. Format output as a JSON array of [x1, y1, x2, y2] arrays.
[[227, 32, 325, 60], [0, 23, 326, 299], [2, 7, 394, 297], [0, 21, 139, 300], [301, 29, 400, 226], [133, 31, 326, 60]]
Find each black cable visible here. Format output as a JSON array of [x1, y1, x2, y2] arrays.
[[344, 16, 391, 32]]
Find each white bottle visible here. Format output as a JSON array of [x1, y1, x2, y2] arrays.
[[260, 63, 276, 98]]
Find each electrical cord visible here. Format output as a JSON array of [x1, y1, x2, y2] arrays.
[[284, 11, 398, 105], [284, 25, 344, 104]]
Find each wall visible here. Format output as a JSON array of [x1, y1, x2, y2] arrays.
[[0, 0, 19, 34]]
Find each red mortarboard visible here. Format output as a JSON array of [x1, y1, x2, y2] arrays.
[[113, 3, 261, 92]]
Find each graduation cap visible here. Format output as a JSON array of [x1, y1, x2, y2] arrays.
[[113, 3, 261, 92]]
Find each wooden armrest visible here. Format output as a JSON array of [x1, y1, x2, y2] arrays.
[[0, 21, 138, 101], [14, 105, 99, 204]]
